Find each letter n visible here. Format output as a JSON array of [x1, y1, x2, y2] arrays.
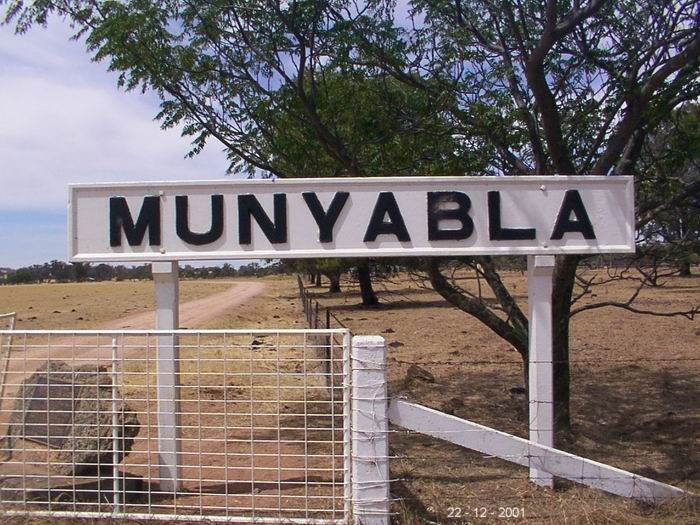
[[110, 196, 161, 247], [238, 194, 287, 244]]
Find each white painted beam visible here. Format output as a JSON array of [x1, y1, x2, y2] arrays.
[[527, 255, 555, 488], [152, 261, 181, 493], [388, 399, 687, 503]]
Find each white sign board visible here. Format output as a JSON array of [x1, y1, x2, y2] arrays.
[[68, 176, 635, 262]]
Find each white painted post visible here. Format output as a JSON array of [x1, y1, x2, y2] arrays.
[[527, 255, 555, 488], [351, 336, 390, 525], [152, 262, 181, 493]]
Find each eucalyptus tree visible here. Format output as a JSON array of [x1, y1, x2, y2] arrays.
[[346, 0, 700, 432], [637, 104, 700, 277], [5, 0, 700, 437]]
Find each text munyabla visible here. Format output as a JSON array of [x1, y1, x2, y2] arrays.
[[68, 177, 635, 261], [109, 189, 596, 248]]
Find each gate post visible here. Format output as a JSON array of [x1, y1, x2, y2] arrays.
[[351, 336, 390, 524], [152, 262, 181, 493], [527, 255, 555, 488]]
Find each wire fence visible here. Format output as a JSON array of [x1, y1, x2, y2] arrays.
[[297, 277, 347, 331], [0, 329, 351, 524], [388, 357, 700, 522]]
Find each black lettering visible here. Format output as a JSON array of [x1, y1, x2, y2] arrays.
[[238, 193, 287, 244], [176, 194, 224, 245], [109, 196, 161, 247], [302, 191, 349, 243], [363, 192, 411, 242], [488, 191, 536, 241], [551, 190, 596, 240], [427, 191, 474, 241]]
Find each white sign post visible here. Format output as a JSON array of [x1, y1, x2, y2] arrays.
[[152, 261, 181, 493], [68, 176, 635, 497], [527, 255, 555, 488]]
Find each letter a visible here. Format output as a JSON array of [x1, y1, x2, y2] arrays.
[[551, 190, 596, 240], [364, 192, 411, 242]]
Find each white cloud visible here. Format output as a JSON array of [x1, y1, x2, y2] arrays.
[[0, 21, 230, 212]]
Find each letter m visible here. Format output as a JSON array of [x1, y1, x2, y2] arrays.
[[110, 196, 161, 247]]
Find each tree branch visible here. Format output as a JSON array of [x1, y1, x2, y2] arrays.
[[426, 258, 528, 355], [571, 301, 699, 320]]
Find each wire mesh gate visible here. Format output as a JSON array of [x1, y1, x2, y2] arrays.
[[0, 329, 351, 524]]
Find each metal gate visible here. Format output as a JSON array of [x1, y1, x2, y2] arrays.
[[0, 329, 351, 524]]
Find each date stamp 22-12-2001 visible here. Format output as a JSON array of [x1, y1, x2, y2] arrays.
[[444, 506, 526, 520]]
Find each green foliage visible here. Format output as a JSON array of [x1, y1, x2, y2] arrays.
[[1, 0, 491, 178], [637, 104, 700, 272], [4, 1, 698, 181], [5, 268, 37, 284], [257, 73, 484, 177], [0, 261, 292, 284]]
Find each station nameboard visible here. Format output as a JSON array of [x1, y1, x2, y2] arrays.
[[68, 176, 635, 262]]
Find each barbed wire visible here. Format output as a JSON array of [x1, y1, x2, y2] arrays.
[[389, 357, 700, 365]]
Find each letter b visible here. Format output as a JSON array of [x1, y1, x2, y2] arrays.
[[428, 192, 474, 241]]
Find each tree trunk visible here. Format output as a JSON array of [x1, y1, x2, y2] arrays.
[[426, 256, 577, 445], [357, 260, 378, 306], [679, 260, 691, 276], [551, 254, 580, 442], [314, 272, 322, 287], [328, 274, 341, 293]]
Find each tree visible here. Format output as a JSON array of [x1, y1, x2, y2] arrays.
[[4, 0, 473, 304], [283, 258, 349, 293], [6, 0, 699, 440], [321, 262, 343, 293], [350, 0, 700, 434], [257, 71, 476, 304], [5, 269, 37, 285], [637, 104, 700, 276]]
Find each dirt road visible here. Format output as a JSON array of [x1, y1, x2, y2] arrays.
[[1, 281, 268, 384], [101, 280, 267, 330]]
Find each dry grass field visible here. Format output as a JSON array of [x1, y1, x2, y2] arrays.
[[0, 280, 234, 330], [304, 268, 700, 524], [0, 270, 698, 524], [0, 277, 339, 524]]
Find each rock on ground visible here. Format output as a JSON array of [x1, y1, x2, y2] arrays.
[[6, 360, 140, 476]]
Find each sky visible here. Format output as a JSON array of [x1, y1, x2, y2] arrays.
[[0, 20, 232, 268]]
